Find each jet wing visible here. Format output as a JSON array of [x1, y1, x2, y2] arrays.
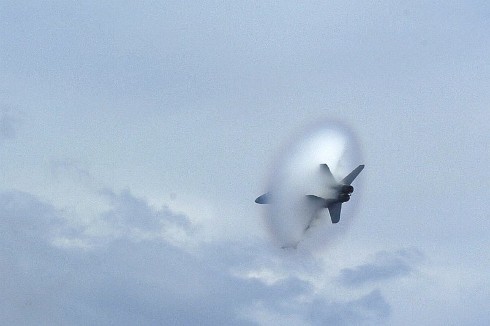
[[327, 203, 342, 223], [255, 193, 271, 204]]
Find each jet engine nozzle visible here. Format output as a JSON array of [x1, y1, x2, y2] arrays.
[[338, 193, 351, 202], [340, 185, 354, 194]]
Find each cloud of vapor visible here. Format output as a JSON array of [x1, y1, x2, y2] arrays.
[[262, 120, 363, 249]]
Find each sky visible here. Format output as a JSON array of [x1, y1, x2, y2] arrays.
[[1, 1, 489, 325]]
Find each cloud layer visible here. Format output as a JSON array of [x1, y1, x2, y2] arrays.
[[0, 189, 414, 325]]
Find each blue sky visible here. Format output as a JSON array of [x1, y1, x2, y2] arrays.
[[1, 1, 489, 325]]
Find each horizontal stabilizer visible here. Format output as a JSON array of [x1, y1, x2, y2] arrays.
[[341, 165, 365, 185], [328, 203, 342, 223]]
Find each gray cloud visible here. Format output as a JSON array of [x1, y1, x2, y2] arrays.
[[0, 191, 67, 325], [308, 289, 390, 326], [99, 188, 192, 233], [0, 189, 391, 325], [244, 288, 390, 326], [337, 248, 424, 288]]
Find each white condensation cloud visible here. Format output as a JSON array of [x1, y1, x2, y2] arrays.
[[262, 121, 363, 249]]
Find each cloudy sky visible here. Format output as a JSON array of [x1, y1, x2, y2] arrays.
[[1, 1, 489, 325]]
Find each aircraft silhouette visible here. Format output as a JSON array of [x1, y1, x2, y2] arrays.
[[255, 164, 364, 225]]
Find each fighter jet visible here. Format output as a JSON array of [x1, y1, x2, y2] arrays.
[[255, 164, 364, 225]]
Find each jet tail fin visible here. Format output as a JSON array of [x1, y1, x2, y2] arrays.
[[320, 163, 338, 186], [341, 165, 365, 185]]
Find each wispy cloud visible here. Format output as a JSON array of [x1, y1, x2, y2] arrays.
[[49, 188, 197, 250], [337, 248, 424, 288]]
